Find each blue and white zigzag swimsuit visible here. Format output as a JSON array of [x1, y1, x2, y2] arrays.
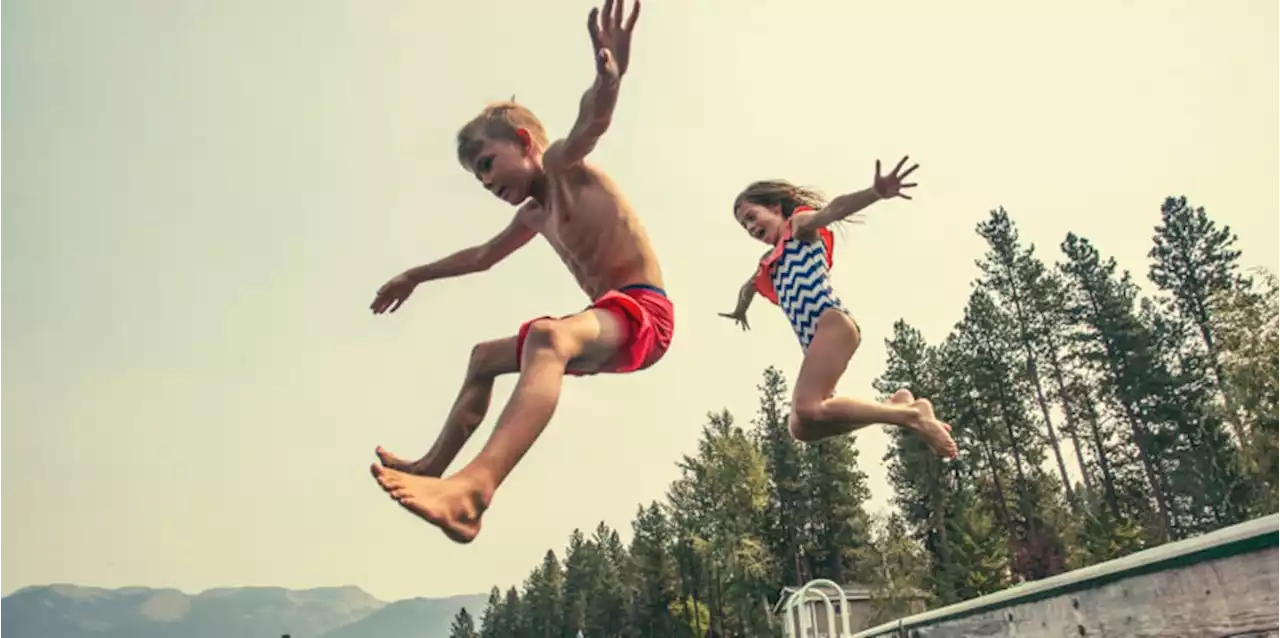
[[753, 217, 854, 352]]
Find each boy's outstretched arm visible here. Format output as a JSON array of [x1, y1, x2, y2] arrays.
[[408, 213, 536, 282], [545, 0, 641, 169], [793, 156, 920, 237], [370, 207, 538, 314]]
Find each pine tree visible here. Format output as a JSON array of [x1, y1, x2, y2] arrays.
[[1059, 374, 1122, 521], [1214, 268, 1280, 505], [801, 435, 873, 584], [875, 320, 956, 587], [750, 366, 811, 588], [500, 587, 524, 638], [478, 587, 504, 638], [449, 607, 480, 638], [629, 502, 685, 637], [1139, 297, 1254, 532], [1034, 270, 1104, 508], [1143, 196, 1259, 529], [1218, 270, 1280, 512], [668, 411, 775, 636], [1059, 232, 1179, 541], [934, 329, 1018, 549], [1148, 196, 1250, 443], [955, 288, 1070, 580], [876, 320, 1023, 600], [590, 523, 630, 637], [975, 208, 1079, 508], [520, 550, 565, 638], [1058, 375, 1148, 552], [561, 529, 593, 635], [667, 474, 711, 638]]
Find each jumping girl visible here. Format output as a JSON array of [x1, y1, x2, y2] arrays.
[[719, 157, 958, 458]]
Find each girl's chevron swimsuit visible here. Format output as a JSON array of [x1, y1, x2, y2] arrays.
[[751, 208, 854, 352]]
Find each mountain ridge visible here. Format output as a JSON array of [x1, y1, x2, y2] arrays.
[[1, 583, 486, 638]]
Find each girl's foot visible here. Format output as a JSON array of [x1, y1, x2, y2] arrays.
[[907, 398, 957, 458]]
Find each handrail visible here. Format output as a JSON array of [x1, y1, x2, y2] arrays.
[[785, 578, 851, 636], [794, 586, 834, 637]]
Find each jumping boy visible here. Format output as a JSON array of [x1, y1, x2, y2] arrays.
[[367, 0, 671, 544]]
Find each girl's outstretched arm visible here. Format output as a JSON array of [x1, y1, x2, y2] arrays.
[[717, 278, 756, 329], [791, 187, 881, 237], [792, 156, 919, 238], [719, 261, 764, 330], [733, 276, 757, 313]]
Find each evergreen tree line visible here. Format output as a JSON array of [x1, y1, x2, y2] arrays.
[[449, 196, 1279, 638]]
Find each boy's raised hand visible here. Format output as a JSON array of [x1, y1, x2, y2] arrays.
[[873, 156, 920, 200], [588, 0, 640, 81]]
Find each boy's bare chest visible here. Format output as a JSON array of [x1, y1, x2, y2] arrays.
[[530, 205, 596, 255], [527, 178, 617, 243]]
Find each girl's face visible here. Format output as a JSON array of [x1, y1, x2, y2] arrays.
[[734, 201, 786, 245]]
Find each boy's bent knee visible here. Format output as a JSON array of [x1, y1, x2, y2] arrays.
[[522, 319, 578, 362], [466, 337, 519, 381]]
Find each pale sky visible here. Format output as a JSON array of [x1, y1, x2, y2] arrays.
[[3, 0, 1276, 603]]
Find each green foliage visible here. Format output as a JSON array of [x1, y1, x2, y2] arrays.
[[669, 596, 710, 637], [519, 550, 565, 638], [1214, 268, 1280, 508], [854, 514, 932, 625]]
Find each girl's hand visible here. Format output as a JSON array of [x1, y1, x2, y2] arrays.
[[718, 310, 751, 331], [873, 156, 920, 200]]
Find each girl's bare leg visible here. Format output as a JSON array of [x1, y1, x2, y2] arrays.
[[375, 336, 519, 476], [789, 310, 957, 458]]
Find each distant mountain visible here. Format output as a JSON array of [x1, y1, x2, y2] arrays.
[[1, 584, 487, 638], [319, 594, 489, 638]]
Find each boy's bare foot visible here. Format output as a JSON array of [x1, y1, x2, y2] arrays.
[[888, 389, 915, 404], [374, 446, 440, 477], [906, 398, 958, 458], [374, 446, 417, 472], [369, 464, 490, 544]]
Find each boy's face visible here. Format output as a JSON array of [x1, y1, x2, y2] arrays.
[[467, 132, 540, 206], [734, 201, 785, 245]]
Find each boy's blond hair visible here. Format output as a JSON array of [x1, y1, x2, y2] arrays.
[[455, 99, 549, 167]]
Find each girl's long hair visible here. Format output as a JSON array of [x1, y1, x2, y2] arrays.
[[733, 180, 865, 238]]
